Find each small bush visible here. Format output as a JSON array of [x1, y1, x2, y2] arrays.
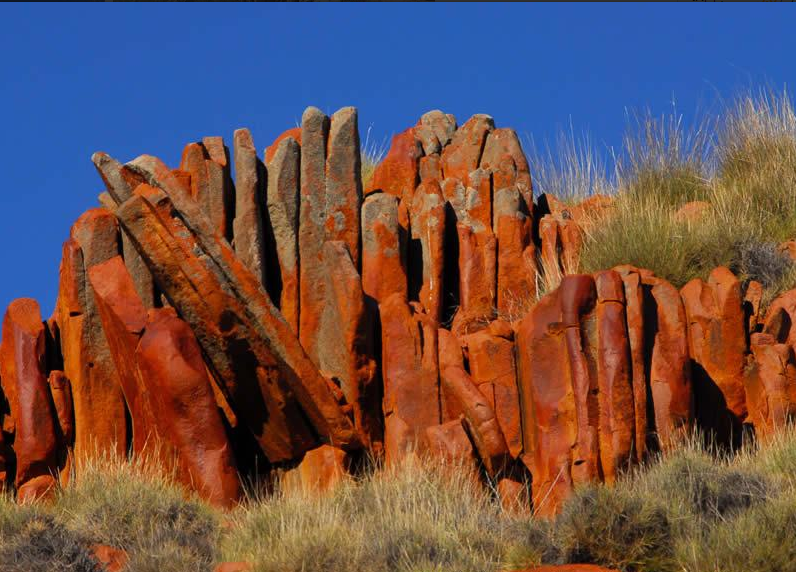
[[554, 485, 674, 571], [733, 240, 794, 288]]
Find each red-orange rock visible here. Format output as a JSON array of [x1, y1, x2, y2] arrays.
[[202, 136, 235, 242], [763, 288, 796, 349], [417, 110, 456, 154], [539, 215, 561, 282], [265, 127, 302, 164], [379, 294, 440, 463], [266, 134, 301, 333], [298, 107, 330, 366], [497, 476, 530, 514], [62, 209, 128, 461], [366, 127, 421, 202], [560, 275, 600, 485], [594, 270, 635, 483], [88, 256, 157, 455], [362, 193, 408, 305], [0, 299, 59, 499], [233, 128, 267, 284], [745, 280, 764, 333], [614, 266, 649, 460], [681, 267, 747, 440], [515, 288, 575, 516], [642, 275, 693, 448], [113, 160, 359, 461], [136, 309, 241, 507], [457, 222, 497, 324], [480, 127, 532, 207], [464, 168, 492, 232], [410, 181, 446, 322], [282, 444, 348, 495], [463, 325, 523, 459], [419, 154, 443, 183], [91, 544, 128, 572], [495, 187, 536, 320], [425, 420, 475, 462], [325, 107, 362, 268], [441, 114, 493, 183], [318, 241, 380, 451], [47, 370, 73, 483], [745, 332, 796, 439], [438, 328, 466, 422]]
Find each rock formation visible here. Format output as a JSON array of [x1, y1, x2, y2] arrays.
[[0, 107, 793, 515]]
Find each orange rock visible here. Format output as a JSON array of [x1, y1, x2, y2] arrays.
[[63, 210, 129, 461], [516, 288, 576, 516], [298, 107, 330, 366], [47, 370, 73, 482], [91, 544, 128, 572], [780, 240, 796, 261], [745, 280, 764, 333], [463, 325, 523, 459], [457, 222, 497, 324], [614, 266, 649, 461], [379, 294, 440, 463], [438, 329, 466, 422], [88, 256, 155, 456], [170, 168, 192, 194], [594, 270, 635, 483], [464, 168, 492, 232], [495, 187, 536, 320], [318, 242, 381, 451], [325, 107, 362, 268], [419, 153, 443, 183], [439, 360, 509, 477], [410, 181, 446, 322], [745, 332, 796, 439], [362, 193, 408, 306], [764, 288, 796, 349], [539, 215, 561, 280], [266, 134, 301, 333], [441, 114, 493, 183], [113, 159, 359, 461], [560, 275, 600, 485], [282, 444, 348, 495], [136, 309, 241, 507], [497, 476, 530, 515], [0, 299, 59, 498], [480, 127, 533, 207], [417, 110, 456, 155], [17, 474, 57, 504], [681, 267, 747, 443], [265, 126, 302, 164], [642, 275, 693, 448], [202, 136, 235, 242], [425, 420, 475, 463], [233, 128, 267, 284], [366, 127, 421, 202]]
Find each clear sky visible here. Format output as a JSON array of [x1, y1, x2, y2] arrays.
[[1, 3, 794, 319]]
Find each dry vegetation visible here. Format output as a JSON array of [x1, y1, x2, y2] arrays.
[[531, 89, 796, 307], [4, 429, 796, 571]]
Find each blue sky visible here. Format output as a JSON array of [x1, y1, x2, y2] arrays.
[[1, 3, 794, 318]]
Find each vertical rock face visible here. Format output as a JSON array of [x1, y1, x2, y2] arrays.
[[594, 271, 634, 483], [410, 182, 446, 322], [681, 267, 748, 444], [136, 309, 241, 508], [366, 128, 422, 202], [233, 128, 267, 284], [266, 135, 301, 333], [0, 299, 59, 501], [111, 168, 358, 460], [318, 241, 381, 451], [463, 322, 523, 459], [4, 105, 786, 515], [379, 294, 440, 463], [59, 209, 128, 461], [362, 193, 408, 306]]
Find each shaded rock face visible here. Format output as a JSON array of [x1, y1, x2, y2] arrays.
[[2, 107, 793, 515]]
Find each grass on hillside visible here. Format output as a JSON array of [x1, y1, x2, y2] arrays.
[[4, 427, 796, 571], [530, 89, 796, 307]]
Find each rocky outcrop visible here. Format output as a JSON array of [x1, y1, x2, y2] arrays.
[[2, 107, 795, 517]]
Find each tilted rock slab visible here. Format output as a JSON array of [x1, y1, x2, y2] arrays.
[[103, 154, 359, 461]]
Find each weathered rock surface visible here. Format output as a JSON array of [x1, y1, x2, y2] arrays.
[[3, 107, 792, 518]]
